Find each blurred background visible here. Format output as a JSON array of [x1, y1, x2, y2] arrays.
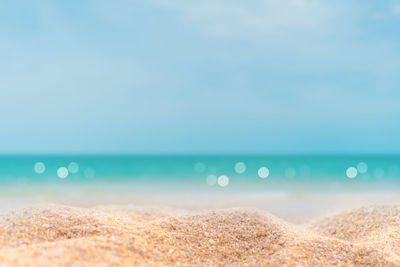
[[1, 1, 400, 212]]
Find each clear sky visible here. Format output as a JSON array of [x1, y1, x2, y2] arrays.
[[1, 0, 400, 154]]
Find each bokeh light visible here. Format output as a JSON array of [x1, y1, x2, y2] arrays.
[[217, 175, 229, 187], [285, 168, 296, 178], [57, 167, 69, 179], [33, 162, 46, 174], [206, 174, 217, 186], [234, 162, 246, 174], [357, 162, 368, 174], [84, 168, 95, 179], [346, 167, 357, 179], [258, 167, 269, 179], [68, 162, 79, 174]]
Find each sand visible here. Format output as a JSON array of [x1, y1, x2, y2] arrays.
[[0, 204, 399, 266]]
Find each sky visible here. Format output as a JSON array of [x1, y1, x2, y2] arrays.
[[1, 0, 400, 154]]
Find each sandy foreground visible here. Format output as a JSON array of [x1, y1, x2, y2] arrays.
[[0, 202, 400, 266]]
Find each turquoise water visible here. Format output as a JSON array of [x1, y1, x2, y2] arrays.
[[1, 155, 400, 192]]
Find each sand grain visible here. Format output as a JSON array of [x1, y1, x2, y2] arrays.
[[0, 204, 399, 266]]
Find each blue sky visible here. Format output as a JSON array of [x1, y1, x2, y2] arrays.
[[1, 0, 400, 154]]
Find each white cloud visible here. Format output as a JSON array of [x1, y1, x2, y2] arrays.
[[392, 4, 400, 15], [152, 0, 340, 41]]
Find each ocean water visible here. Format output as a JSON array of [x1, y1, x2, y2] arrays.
[[0, 155, 400, 193]]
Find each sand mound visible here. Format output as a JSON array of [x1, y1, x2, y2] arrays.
[[308, 205, 400, 255], [0, 205, 399, 266], [0, 205, 134, 247]]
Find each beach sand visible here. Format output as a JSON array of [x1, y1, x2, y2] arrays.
[[0, 203, 400, 266]]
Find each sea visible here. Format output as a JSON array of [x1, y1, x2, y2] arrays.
[[0, 155, 399, 194]]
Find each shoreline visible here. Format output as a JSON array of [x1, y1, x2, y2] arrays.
[[1, 191, 400, 221]]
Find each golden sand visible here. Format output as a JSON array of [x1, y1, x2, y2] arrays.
[[0, 204, 399, 266]]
